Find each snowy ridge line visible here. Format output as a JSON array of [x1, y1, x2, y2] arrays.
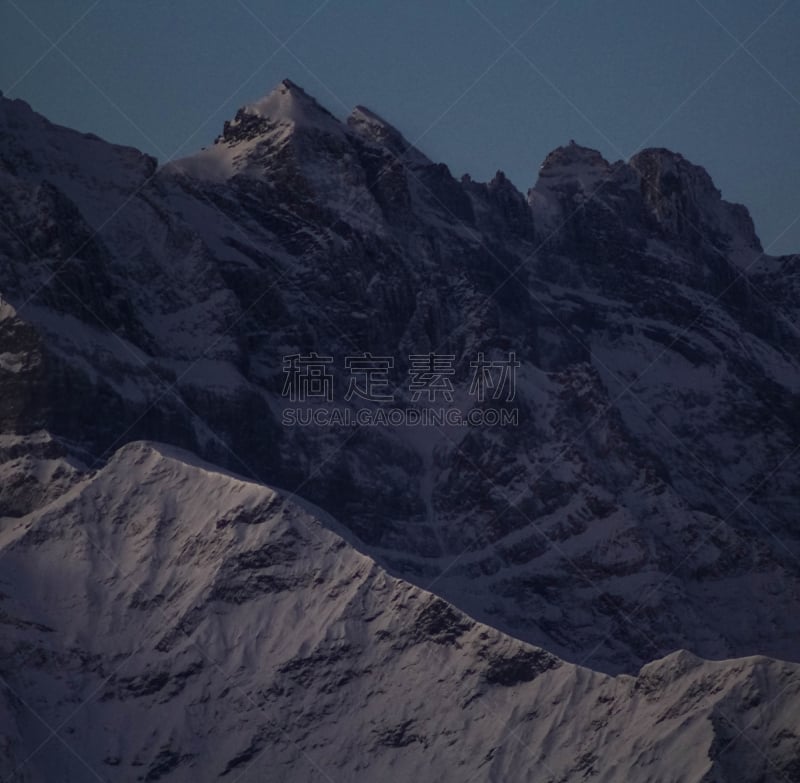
[[1, 440, 800, 781]]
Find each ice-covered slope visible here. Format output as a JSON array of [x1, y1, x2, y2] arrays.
[[1, 441, 798, 782]]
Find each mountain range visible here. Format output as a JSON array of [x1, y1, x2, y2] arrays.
[[0, 79, 798, 781]]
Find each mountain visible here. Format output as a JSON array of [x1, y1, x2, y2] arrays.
[[0, 79, 799, 780], [1, 441, 799, 782]]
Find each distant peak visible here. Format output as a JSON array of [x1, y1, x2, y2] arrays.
[[539, 141, 611, 176], [528, 142, 613, 207], [628, 147, 715, 193], [241, 79, 340, 128], [628, 147, 727, 213], [165, 80, 344, 182], [629, 147, 762, 258], [489, 170, 512, 187]]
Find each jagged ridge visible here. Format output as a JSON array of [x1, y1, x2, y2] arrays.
[[0, 442, 798, 782], [0, 82, 798, 683]]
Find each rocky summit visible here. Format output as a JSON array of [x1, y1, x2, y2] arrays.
[[0, 80, 798, 781]]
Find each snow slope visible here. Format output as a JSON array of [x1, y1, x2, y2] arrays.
[[0, 442, 798, 782]]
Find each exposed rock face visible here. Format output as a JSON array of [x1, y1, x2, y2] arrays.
[[0, 81, 798, 686], [629, 147, 763, 259]]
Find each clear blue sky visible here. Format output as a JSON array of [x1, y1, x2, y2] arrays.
[[2, 0, 799, 254]]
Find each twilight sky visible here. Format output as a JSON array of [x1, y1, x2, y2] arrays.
[[2, 0, 799, 254]]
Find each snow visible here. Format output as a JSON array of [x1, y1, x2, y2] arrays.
[[163, 80, 345, 183], [1, 441, 799, 782], [245, 78, 342, 132], [2, 83, 800, 781], [0, 93, 155, 228], [347, 105, 431, 166]]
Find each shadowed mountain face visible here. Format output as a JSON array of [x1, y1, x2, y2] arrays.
[[0, 80, 798, 682]]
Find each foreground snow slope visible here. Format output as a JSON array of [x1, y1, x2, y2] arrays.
[[0, 441, 798, 782]]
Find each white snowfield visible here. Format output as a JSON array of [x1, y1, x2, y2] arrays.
[[0, 441, 798, 783]]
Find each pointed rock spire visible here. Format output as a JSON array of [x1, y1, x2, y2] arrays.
[[241, 79, 341, 130]]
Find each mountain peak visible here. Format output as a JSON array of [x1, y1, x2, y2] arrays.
[[238, 78, 341, 130], [630, 147, 762, 261], [538, 141, 611, 178], [528, 141, 612, 218], [629, 147, 715, 193], [163, 80, 345, 181]]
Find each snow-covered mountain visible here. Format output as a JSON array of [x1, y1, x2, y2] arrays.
[[0, 79, 799, 780], [1, 441, 799, 782]]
